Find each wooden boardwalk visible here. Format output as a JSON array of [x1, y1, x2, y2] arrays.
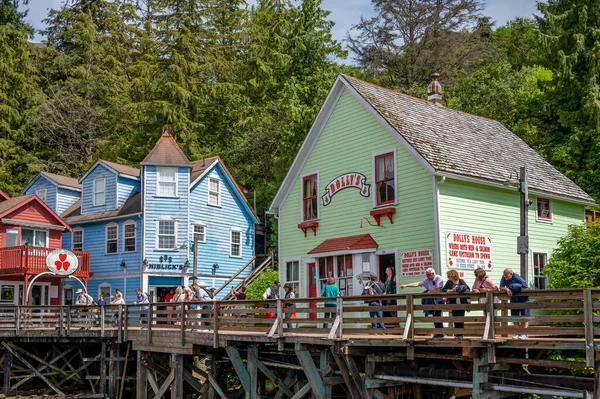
[[1, 288, 599, 398]]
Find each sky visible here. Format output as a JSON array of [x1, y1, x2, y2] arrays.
[[23, 0, 541, 46]]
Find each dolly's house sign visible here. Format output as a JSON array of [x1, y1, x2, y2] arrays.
[[322, 172, 370, 206], [446, 232, 493, 270], [46, 249, 79, 275]]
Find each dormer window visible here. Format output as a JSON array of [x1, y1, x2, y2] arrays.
[[374, 151, 396, 206], [157, 167, 177, 197], [36, 188, 46, 202], [208, 178, 221, 206], [93, 177, 106, 206], [302, 173, 318, 221]]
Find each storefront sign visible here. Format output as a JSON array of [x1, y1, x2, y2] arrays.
[[401, 249, 433, 276], [446, 232, 493, 270], [46, 249, 79, 275], [322, 172, 370, 206], [146, 255, 186, 271]]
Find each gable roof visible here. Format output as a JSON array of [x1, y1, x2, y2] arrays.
[[190, 156, 259, 224], [78, 160, 140, 183], [23, 172, 82, 194], [308, 234, 378, 255], [0, 195, 72, 232], [269, 74, 595, 213], [62, 192, 142, 224], [141, 130, 191, 166], [0, 190, 9, 202]]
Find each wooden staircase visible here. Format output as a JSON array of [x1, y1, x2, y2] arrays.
[[220, 254, 274, 300]]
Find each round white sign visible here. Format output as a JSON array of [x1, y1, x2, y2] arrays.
[[46, 249, 79, 275]]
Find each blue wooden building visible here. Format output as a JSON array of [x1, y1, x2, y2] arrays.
[[25, 131, 258, 303]]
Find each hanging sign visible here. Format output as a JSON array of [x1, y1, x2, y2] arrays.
[[401, 249, 434, 277], [446, 232, 493, 270], [322, 172, 370, 206], [46, 249, 79, 275]]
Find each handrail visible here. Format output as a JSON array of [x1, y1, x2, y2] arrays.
[[0, 245, 91, 276], [213, 255, 257, 296]]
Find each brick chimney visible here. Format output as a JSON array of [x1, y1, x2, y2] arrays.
[[427, 73, 442, 105]]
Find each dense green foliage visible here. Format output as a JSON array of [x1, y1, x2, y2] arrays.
[[544, 222, 600, 288], [0, 0, 599, 246], [244, 269, 280, 300]]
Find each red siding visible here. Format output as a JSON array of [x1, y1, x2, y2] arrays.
[[4, 201, 64, 226]]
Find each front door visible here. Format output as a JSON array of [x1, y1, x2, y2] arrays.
[[307, 262, 317, 319]]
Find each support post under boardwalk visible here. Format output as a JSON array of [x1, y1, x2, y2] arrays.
[[472, 350, 489, 399], [295, 346, 327, 399], [136, 351, 147, 399], [170, 353, 184, 399], [225, 346, 251, 394], [99, 342, 107, 395], [248, 345, 259, 399], [3, 348, 11, 394], [594, 360, 600, 399], [108, 343, 116, 399]]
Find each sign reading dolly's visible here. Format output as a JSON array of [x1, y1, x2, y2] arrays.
[[322, 172, 371, 206], [446, 232, 493, 270]]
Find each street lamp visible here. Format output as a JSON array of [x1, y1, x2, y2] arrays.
[[120, 261, 127, 301], [505, 166, 533, 281]]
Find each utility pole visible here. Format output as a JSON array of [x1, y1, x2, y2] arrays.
[[192, 237, 199, 284], [517, 166, 531, 282]]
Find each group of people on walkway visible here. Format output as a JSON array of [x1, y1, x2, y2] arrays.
[[401, 267, 530, 339]]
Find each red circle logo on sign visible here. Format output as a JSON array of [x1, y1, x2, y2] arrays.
[[46, 249, 79, 275]]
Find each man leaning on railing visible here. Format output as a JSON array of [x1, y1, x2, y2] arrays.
[[75, 289, 94, 330]]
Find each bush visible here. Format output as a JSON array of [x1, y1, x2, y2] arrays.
[[244, 269, 280, 300]]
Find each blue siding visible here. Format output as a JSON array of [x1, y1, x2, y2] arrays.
[[63, 217, 142, 275], [189, 164, 255, 278], [57, 187, 81, 215], [87, 276, 142, 304], [143, 166, 191, 274], [117, 176, 140, 208], [81, 164, 117, 215], [25, 176, 57, 212]]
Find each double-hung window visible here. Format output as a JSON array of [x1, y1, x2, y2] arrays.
[[21, 229, 47, 247], [285, 260, 300, 296], [536, 198, 552, 222], [36, 188, 47, 202], [72, 228, 83, 251], [208, 178, 220, 206], [157, 167, 177, 197], [533, 252, 548, 289], [93, 177, 106, 206], [193, 222, 206, 243], [124, 221, 136, 252], [157, 220, 176, 250], [106, 223, 118, 254], [302, 174, 318, 221], [374, 151, 395, 206], [230, 229, 242, 257]]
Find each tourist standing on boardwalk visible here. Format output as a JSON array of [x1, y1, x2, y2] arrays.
[[442, 269, 470, 337], [232, 286, 247, 317], [363, 275, 386, 329], [191, 282, 211, 326], [110, 293, 125, 324], [76, 289, 94, 330], [383, 267, 397, 322], [263, 281, 281, 318], [283, 283, 297, 328], [400, 267, 444, 337], [133, 288, 150, 324], [499, 268, 530, 339], [97, 295, 107, 306], [321, 277, 340, 328], [472, 268, 498, 303]]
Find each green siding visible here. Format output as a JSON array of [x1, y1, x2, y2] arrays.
[[437, 178, 585, 288], [279, 89, 435, 296]]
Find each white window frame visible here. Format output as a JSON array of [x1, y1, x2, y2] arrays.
[[156, 219, 177, 250], [284, 258, 301, 296], [208, 178, 221, 206], [193, 222, 206, 243], [157, 167, 177, 197], [300, 171, 319, 222], [93, 177, 106, 206], [123, 220, 136, 252], [35, 188, 47, 202], [372, 148, 398, 208], [72, 228, 83, 251], [20, 229, 49, 247], [536, 197, 553, 223], [6, 229, 18, 247], [532, 251, 549, 290], [98, 283, 111, 300], [230, 228, 242, 258], [105, 223, 118, 254]]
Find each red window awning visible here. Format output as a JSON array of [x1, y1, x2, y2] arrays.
[[308, 234, 378, 256]]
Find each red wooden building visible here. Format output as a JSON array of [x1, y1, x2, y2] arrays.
[[0, 191, 91, 305]]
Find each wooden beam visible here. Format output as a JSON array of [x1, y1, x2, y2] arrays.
[[136, 351, 147, 399], [146, 370, 160, 395], [207, 372, 228, 399], [225, 346, 250, 393], [330, 347, 361, 399], [295, 347, 327, 399], [171, 354, 184, 399], [183, 368, 206, 394], [289, 382, 312, 399], [3, 348, 11, 394], [99, 342, 107, 395], [49, 353, 102, 394], [151, 369, 174, 399], [248, 345, 259, 399], [1, 342, 64, 395], [342, 352, 369, 399], [256, 359, 294, 398], [320, 349, 332, 399], [108, 343, 116, 399], [273, 370, 296, 399]]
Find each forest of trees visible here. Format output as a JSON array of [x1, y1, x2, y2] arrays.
[[1, 0, 599, 230]]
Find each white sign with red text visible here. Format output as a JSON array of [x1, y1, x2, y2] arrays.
[[446, 232, 493, 270], [46, 249, 79, 275], [401, 249, 434, 276]]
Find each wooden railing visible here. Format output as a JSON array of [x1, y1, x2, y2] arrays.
[[0, 246, 91, 277], [0, 289, 598, 362]]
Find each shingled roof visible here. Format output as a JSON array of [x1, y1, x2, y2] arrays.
[[141, 130, 191, 166], [62, 192, 141, 224], [190, 157, 219, 182], [40, 172, 81, 190], [341, 74, 594, 204], [101, 160, 140, 178]]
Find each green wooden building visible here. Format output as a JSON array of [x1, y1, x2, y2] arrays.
[[268, 74, 595, 299]]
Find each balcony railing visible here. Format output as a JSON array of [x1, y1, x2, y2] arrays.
[[0, 246, 91, 277]]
